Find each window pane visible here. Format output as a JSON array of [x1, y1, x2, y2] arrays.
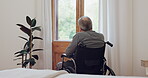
[[57, 0, 76, 40], [84, 0, 99, 32]]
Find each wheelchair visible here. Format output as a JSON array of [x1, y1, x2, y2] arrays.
[[56, 41, 116, 76]]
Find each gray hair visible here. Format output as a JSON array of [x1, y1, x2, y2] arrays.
[[78, 16, 92, 31]]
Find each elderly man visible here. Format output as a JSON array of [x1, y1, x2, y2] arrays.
[[65, 16, 104, 56]]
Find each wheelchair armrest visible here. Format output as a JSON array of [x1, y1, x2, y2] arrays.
[[61, 53, 73, 62], [61, 53, 67, 58], [61, 53, 74, 58]]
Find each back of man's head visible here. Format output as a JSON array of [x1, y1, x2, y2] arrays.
[[78, 16, 92, 31]]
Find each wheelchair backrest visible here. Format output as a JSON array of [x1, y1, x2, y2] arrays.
[[75, 41, 113, 62], [73, 43, 107, 74], [75, 44, 106, 66]]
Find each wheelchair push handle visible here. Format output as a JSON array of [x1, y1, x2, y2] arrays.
[[105, 41, 113, 47]]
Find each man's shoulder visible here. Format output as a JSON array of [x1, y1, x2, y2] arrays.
[[76, 31, 103, 36], [76, 32, 86, 35], [92, 31, 104, 36], [97, 32, 104, 36], [73, 32, 87, 38]]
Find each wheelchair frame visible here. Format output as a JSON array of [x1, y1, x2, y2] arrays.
[[58, 41, 116, 76]]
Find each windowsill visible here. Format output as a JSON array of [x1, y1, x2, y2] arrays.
[[53, 40, 72, 42]]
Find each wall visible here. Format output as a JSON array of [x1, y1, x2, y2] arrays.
[[0, 0, 37, 70], [0, 0, 148, 76], [118, 0, 133, 76], [133, 0, 148, 76], [115, 0, 148, 76], [109, 0, 148, 76]]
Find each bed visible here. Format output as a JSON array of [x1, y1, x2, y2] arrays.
[[0, 68, 146, 78]]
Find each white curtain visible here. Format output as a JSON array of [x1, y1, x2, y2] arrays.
[[41, 0, 52, 69], [100, 0, 133, 76]]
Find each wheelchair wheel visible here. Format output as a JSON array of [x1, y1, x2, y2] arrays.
[[105, 65, 116, 76], [65, 66, 75, 73]]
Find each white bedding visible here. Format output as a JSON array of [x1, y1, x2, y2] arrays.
[[56, 74, 147, 78], [0, 68, 147, 78], [0, 68, 68, 78]]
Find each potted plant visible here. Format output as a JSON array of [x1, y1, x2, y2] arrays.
[[14, 16, 43, 68]]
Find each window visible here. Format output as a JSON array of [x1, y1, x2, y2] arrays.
[[52, 0, 100, 41], [52, 0, 101, 69], [56, 0, 76, 40], [84, 0, 100, 33]]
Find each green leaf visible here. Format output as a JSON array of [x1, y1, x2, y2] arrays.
[[31, 61, 36, 66], [26, 16, 32, 26], [23, 42, 29, 49], [15, 53, 23, 57], [31, 19, 36, 27], [33, 37, 43, 40], [24, 58, 36, 66], [22, 60, 29, 67], [32, 49, 43, 52], [30, 58, 36, 66], [17, 24, 31, 36], [16, 24, 24, 26], [32, 26, 41, 31], [14, 50, 27, 55], [23, 40, 31, 48], [18, 36, 28, 41], [21, 50, 28, 54], [15, 50, 27, 58], [24, 46, 31, 53], [14, 51, 21, 55], [17, 63, 22, 65], [23, 41, 34, 51], [32, 55, 39, 60]]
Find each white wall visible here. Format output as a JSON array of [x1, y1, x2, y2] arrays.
[[0, 0, 148, 76], [0, 0, 37, 70], [133, 0, 148, 76]]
